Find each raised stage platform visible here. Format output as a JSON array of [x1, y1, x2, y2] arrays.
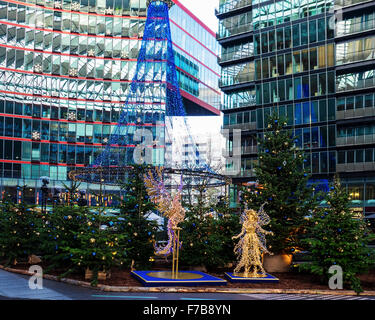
[[131, 271, 227, 287], [224, 272, 279, 283]]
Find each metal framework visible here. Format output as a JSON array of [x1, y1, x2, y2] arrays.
[[69, 166, 230, 188]]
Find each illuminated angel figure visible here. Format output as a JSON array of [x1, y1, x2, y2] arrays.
[[232, 204, 273, 278], [144, 167, 185, 257]]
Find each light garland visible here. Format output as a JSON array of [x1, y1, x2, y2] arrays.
[[144, 167, 185, 256]]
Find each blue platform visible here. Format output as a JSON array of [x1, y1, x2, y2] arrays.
[[224, 272, 279, 283], [131, 271, 227, 287]]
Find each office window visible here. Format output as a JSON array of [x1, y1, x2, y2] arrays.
[[293, 24, 300, 46], [303, 102, 310, 124], [320, 152, 328, 172], [365, 148, 373, 162], [356, 149, 364, 163], [318, 18, 325, 41], [312, 152, 319, 173], [312, 127, 319, 148], [303, 127, 311, 148], [320, 126, 327, 147], [309, 20, 317, 43], [300, 22, 308, 45], [294, 128, 302, 148], [328, 125, 336, 146], [338, 150, 346, 164], [337, 98, 345, 111], [277, 29, 283, 50], [347, 150, 354, 163], [295, 103, 302, 125], [365, 94, 374, 107], [328, 99, 335, 120]]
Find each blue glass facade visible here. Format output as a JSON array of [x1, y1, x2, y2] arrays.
[[218, 0, 375, 218], [0, 0, 220, 204]]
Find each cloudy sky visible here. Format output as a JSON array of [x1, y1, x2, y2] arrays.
[[178, 0, 219, 32]]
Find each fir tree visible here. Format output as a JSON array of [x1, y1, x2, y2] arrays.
[[63, 211, 129, 286], [180, 196, 240, 269], [0, 194, 43, 266], [301, 176, 375, 293], [117, 164, 158, 269], [39, 205, 89, 274], [243, 113, 320, 255]]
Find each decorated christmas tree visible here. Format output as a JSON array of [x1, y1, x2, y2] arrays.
[[117, 164, 158, 269], [40, 205, 90, 274], [179, 196, 240, 269], [0, 195, 42, 266], [63, 211, 129, 286], [301, 176, 375, 293], [243, 112, 320, 255]]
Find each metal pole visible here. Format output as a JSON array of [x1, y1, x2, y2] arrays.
[[172, 228, 176, 279], [176, 228, 180, 277]]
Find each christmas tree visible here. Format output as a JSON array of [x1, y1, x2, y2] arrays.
[[301, 176, 375, 293], [117, 164, 158, 269], [180, 196, 240, 269], [243, 112, 320, 255], [39, 205, 90, 275], [0, 194, 43, 266], [63, 211, 129, 286]]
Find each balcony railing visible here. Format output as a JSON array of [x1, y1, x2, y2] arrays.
[[337, 134, 375, 146], [219, 52, 253, 64], [335, 0, 374, 8], [336, 107, 375, 120], [217, 23, 253, 40], [239, 169, 256, 177], [336, 18, 375, 37], [336, 77, 375, 93], [218, 0, 252, 15], [219, 74, 255, 87], [337, 162, 375, 172], [336, 49, 375, 66], [223, 122, 257, 131], [242, 145, 258, 154]]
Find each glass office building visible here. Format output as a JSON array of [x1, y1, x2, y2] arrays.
[[218, 0, 375, 219], [0, 0, 220, 204]]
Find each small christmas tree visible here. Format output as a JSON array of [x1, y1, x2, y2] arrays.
[[118, 164, 158, 269], [180, 197, 240, 269], [39, 205, 90, 274], [64, 211, 129, 286], [301, 176, 375, 293], [0, 195, 42, 266], [243, 112, 320, 255]]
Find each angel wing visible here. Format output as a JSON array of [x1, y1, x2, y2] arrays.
[[257, 202, 271, 227], [143, 167, 172, 217]]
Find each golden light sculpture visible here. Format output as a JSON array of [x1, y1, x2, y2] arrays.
[[143, 167, 186, 279], [232, 203, 273, 278]]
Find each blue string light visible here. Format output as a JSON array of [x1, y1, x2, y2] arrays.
[[72, 1, 222, 186]]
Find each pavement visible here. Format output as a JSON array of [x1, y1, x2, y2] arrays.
[[1, 269, 375, 301]]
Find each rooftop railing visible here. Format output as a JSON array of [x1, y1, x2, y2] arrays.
[[217, 22, 253, 40], [217, 0, 252, 15]]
